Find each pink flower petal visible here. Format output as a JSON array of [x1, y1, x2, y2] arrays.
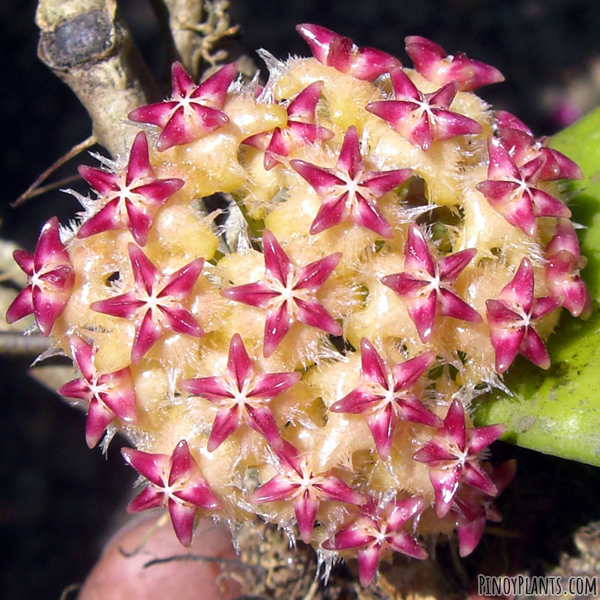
[[221, 281, 279, 308], [245, 405, 283, 449], [122, 447, 168, 487], [467, 424, 506, 454], [295, 297, 343, 336], [520, 328, 551, 370], [248, 474, 298, 504], [226, 333, 254, 390], [131, 309, 163, 364], [249, 371, 301, 398], [393, 351, 435, 390], [159, 305, 204, 337], [127, 485, 164, 513], [357, 544, 382, 587], [430, 466, 463, 518], [5, 287, 33, 325], [366, 405, 395, 459], [405, 290, 438, 343], [438, 288, 482, 322], [387, 530, 428, 559], [295, 253, 342, 290], [359, 339, 388, 387], [263, 302, 293, 357], [263, 230, 293, 285], [315, 477, 366, 506], [168, 498, 197, 546], [178, 376, 231, 400], [499, 258, 534, 312], [404, 224, 435, 275], [126, 131, 154, 183], [437, 248, 477, 282], [462, 462, 498, 496], [85, 398, 117, 448], [293, 493, 320, 543], [330, 389, 378, 414], [323, 521, 374, 550], [207, 406, 240, 451]]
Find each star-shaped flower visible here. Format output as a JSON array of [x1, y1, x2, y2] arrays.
[[452, 460, 516, 557], [179, 334, 300, 451], [6, 217, 74, 336], [129, 61, 237, 151], [494, 111, 583, 181], [485, 257, 561, 373], [405, 36, 505, 92], [381, 224, 482, 343], [91, 244, 204, 364], [296, 24, 401, 81], [545, 219, 592, 319], [247, 441, 366, 543], [330, 338, 441, 459], [122, 440, 221, 546], [243, 81, 334, 170], [413, 399, 505, 518], [323, 496, 427, 587], [77, 132, 184, 246], [58, 335, 138, 448], [475, 137, 572, 237], [221, 230, 342, 357], [366, 68, 482, 151], [290, 126, 412, 237]]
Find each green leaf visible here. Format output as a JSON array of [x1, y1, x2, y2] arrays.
[[473, 106, 600, 467]]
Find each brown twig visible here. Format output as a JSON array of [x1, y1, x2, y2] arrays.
[[12, 136, 94, 207], [36, 0, 160, 157]]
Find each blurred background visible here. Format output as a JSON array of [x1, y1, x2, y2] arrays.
[[3, 1, 600, 598]]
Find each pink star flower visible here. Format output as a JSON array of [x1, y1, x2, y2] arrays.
[[452, 460, 516, 557], [58, 335, 138, 448], [405, 36, 505, 92], [179, 333, 300, 451], [6, 217, 75, 336], [381, 224, 481, 343], [413, 399, 505, 518], [494, 111, 583, 181], [476, 137, 571, 237], [122, 440, 221, 546], [243, 81, 334, 170], [366, 68, 482, 151], [330, 338, 441, 459], [129, 61, 237, 151], [296, 24, 401, 81], [221, 230, 342, 357], [545, 219, 592, 319], [77, 132, 184, 246], [485, 257, 561, 374], [91, 244, 204, 364], [290, 126, 413, 237], [323, 496, 427, 587], [247, 441, 366, 543]]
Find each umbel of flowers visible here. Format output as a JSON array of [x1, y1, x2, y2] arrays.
[[7, 24, 589, 587]]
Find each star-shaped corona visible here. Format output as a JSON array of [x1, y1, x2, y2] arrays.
[[129, 61, 238, 151], [381, 224, 482, 343], [323, 496, 427, 587], [248, 441, 366, 543], [122, 440, 221, 546], [222, 230, 342, 357], [476, 137, 571, 237], [91, 244, 204, 364], [77, 132, 184, 246], [291, 126, 413, 237], [486, 258, 560, 373], [58, 335, 138, 448], [6, 217, 74, 336], [179, 333, 300, 451], [243, 81, 334, 170], [413, 399, 505, 518], [367, 68, 482, 151], [330, 338, 441, 459]]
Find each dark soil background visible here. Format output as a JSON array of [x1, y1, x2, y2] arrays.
[[3, 1, 600, 598]]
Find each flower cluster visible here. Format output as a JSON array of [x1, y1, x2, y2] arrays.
[[7, 24, 588, 586]]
